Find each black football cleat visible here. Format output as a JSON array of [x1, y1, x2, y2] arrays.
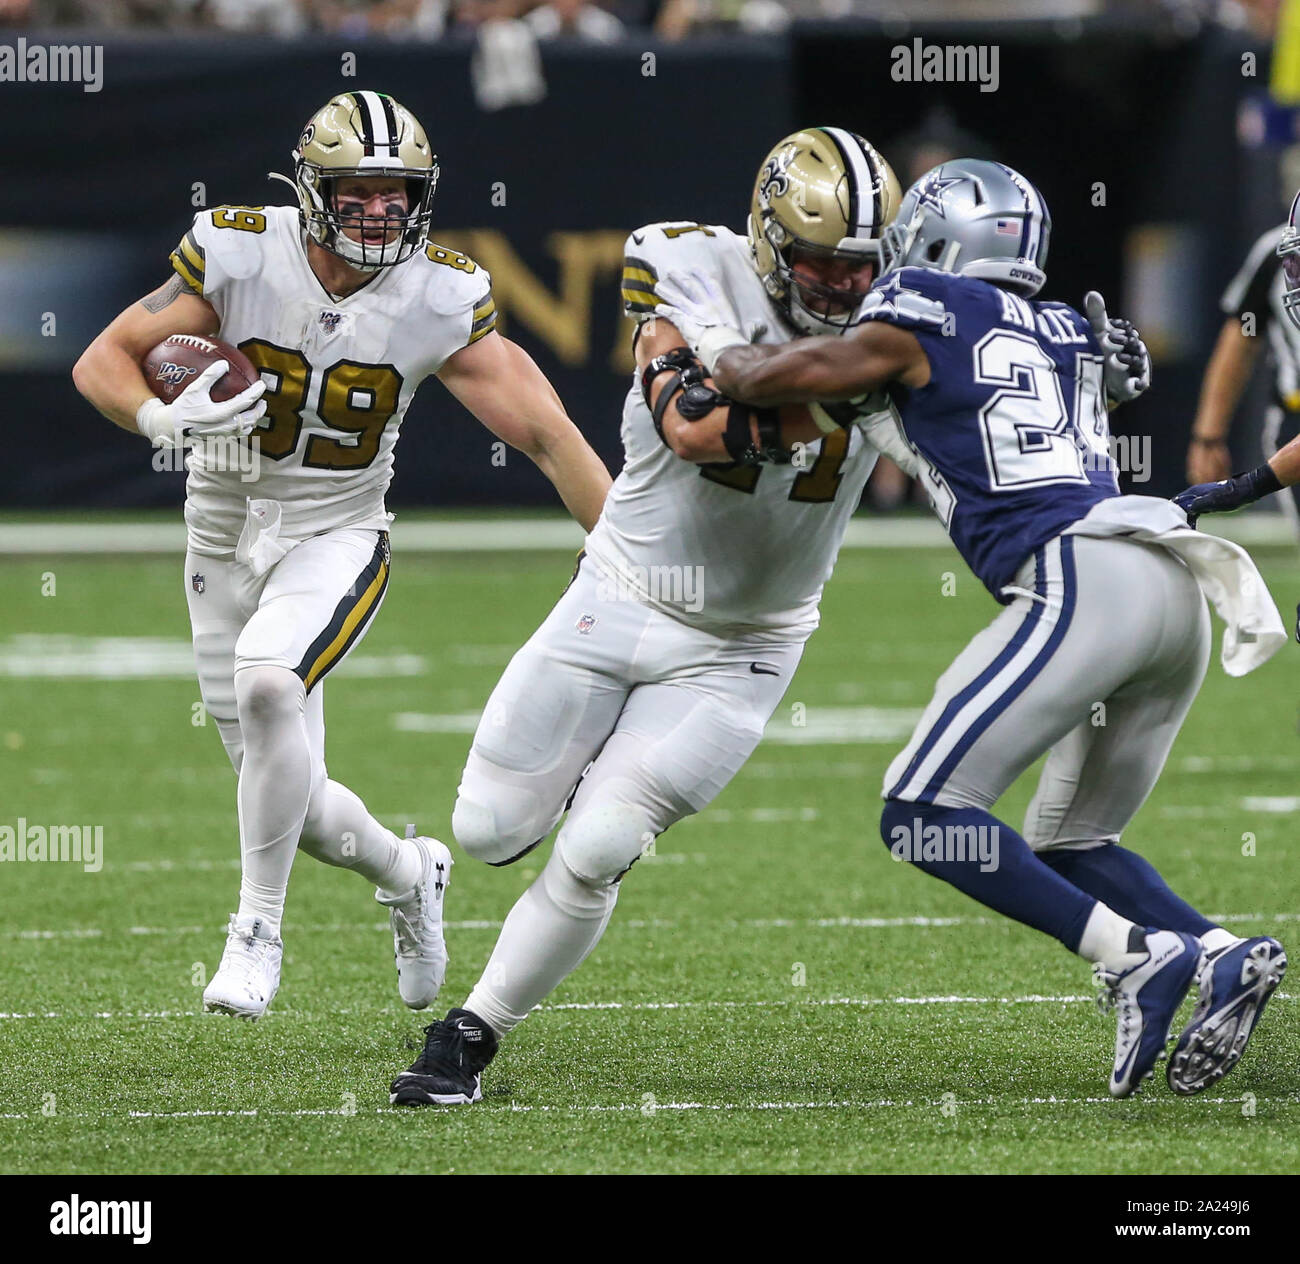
[[390, 1007, 499, 1106]]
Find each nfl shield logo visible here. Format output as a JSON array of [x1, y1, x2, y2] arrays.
[[575, 613, 596, 635], [319, 310, 343, 334], [191, 573, 205, 593]]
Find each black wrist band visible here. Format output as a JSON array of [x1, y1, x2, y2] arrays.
[[722, 402, 762, 465], [1245, 462, 1283, 499], [754, 407, 792, 464]]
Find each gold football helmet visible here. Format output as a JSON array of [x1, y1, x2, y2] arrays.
[[748, 127, 901, 334], [272, 90, 437, 272]]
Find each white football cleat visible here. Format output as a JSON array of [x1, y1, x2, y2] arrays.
[[203, 914, 283, 1020], [376, 830, 453, 1010]]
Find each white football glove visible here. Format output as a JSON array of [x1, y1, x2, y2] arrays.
[[1083, 291, 1151, 405], [136, 359, 267, 449], [654, 269, 767, 376]]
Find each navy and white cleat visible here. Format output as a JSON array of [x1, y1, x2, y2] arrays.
[[1167, 936, 1287, 1096], [1096, 929, 1200, 1099]]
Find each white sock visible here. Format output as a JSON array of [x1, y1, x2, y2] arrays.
[[1077, 901, 1143, 969], [1200, 926, 1240, 956], [463, 846, 618, 1036], [233, 667, 313, 938], [299, 778, 422, 895]]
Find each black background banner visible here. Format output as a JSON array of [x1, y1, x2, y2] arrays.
[[0, 24, 1259, 509]]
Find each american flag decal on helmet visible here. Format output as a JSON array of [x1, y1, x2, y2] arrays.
[[995, 218, 1020, 236]]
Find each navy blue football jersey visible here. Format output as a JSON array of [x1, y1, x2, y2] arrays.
[[857, 267, 1119, 598]]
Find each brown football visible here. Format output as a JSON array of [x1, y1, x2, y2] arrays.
[[141, 334, 260, 405]]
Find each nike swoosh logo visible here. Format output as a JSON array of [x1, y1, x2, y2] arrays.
[[1112, 1038, 1141, 1089], [750, 663, 780, 676]]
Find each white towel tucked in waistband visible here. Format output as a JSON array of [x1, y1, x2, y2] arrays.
[[235, 498, 299, 579], [1065, 495, 1286, 677]]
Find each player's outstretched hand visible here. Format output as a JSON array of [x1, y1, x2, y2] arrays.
[[1083, 291, 1151, 405], [655, 269, 766, 375], [1173, 464, 1284, 527], [136, 360, 267, 448]]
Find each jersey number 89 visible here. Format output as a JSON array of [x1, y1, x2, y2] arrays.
[[239, 340, 403, 469]]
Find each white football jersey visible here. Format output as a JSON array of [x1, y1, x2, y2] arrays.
[[584, 221, 880, 640], [169, 205, 496, 554]]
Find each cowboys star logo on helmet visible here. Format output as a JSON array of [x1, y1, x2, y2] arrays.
[[270, 90, 439, 273], [912, 171, 964, 217]]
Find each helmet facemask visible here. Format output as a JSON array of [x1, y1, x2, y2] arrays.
[[296, 161, 437, 273], [881, 211, 961, 278], [1279, 228, 1300, 332], [762, 213, 883, 335]]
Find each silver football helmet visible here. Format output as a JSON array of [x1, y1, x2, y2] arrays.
[[1278, 187, 1300, 331], [881, 158, 1051, 297]]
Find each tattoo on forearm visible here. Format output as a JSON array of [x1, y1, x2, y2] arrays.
[[140, 274, 185, 314]]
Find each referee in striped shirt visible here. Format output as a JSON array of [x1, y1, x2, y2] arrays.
[[1188, 222, 1300, 538]]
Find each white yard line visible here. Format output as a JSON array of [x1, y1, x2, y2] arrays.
[[7, 911, 1298, 941], [1, 514, 1290, 554], [0, 1092, 1288, 1122], [0, 992, 1292, 1021]]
